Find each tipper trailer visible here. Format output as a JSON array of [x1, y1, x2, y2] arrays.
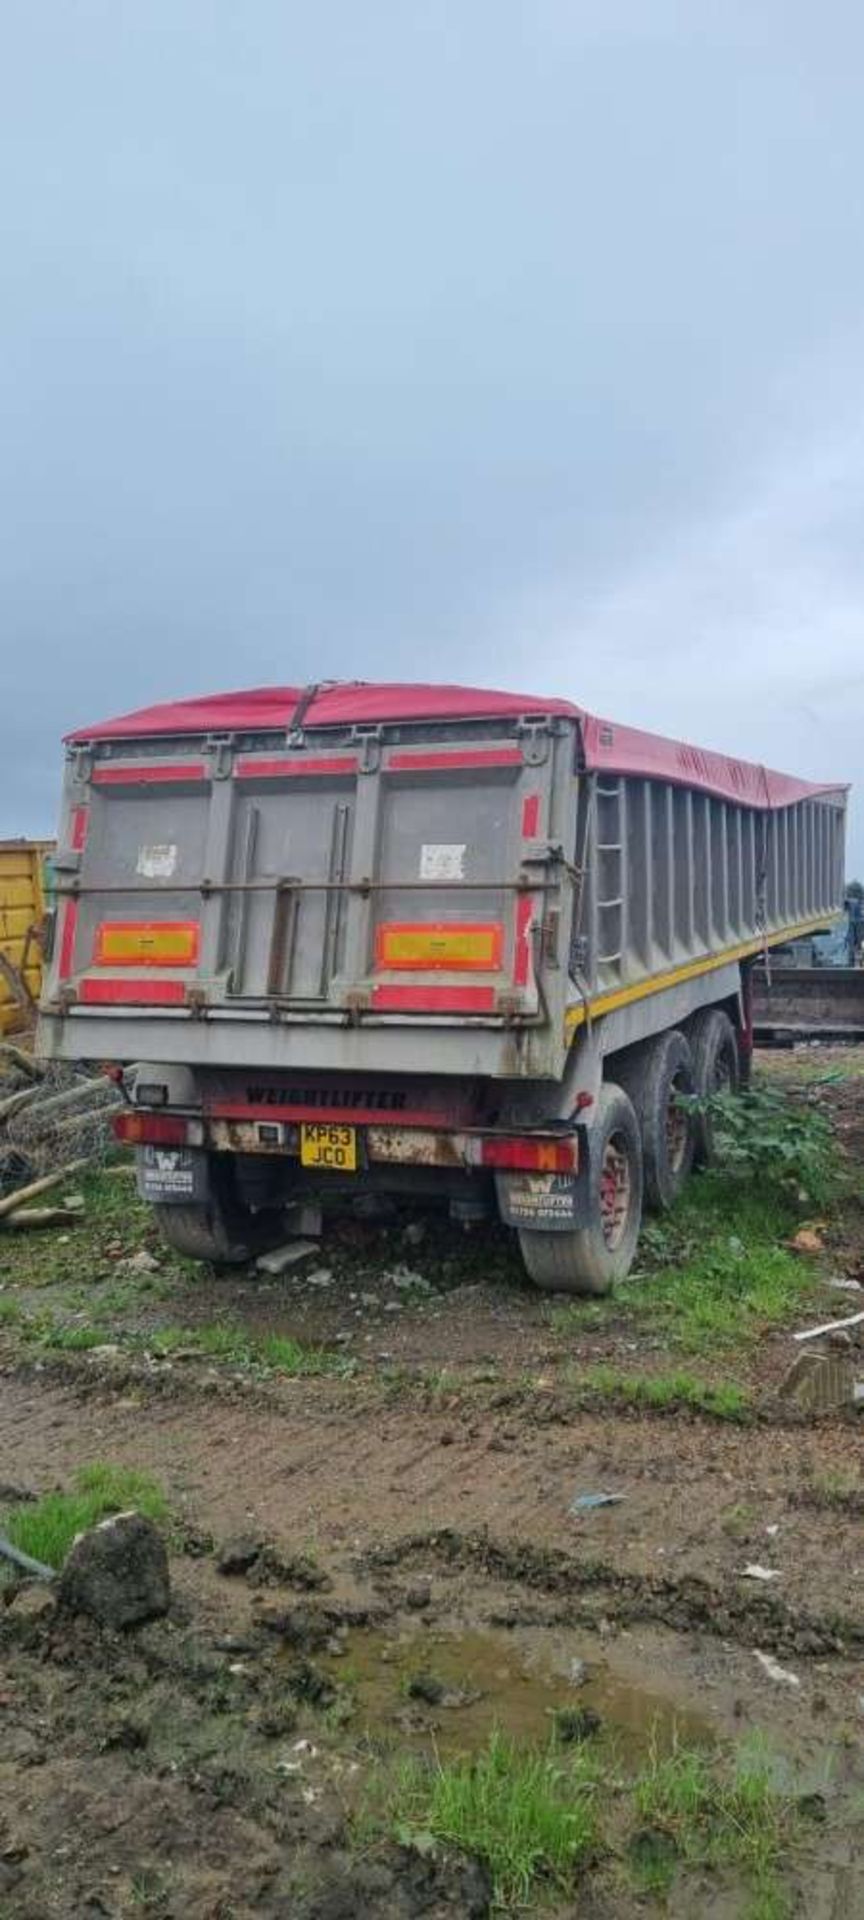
[[38, 682, 847, 1293]]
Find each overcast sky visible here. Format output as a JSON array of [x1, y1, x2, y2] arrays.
[[2, 2, 862, 869]]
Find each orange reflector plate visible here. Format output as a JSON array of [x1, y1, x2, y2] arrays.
[[95, 921, 200, 968], [375, 922, 503, 972]]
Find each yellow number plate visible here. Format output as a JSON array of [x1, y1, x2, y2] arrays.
[[300, 1123, 357, 1171]]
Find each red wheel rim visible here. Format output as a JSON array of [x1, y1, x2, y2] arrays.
[[666, 1071, 690, 1175], [599, 1133, 631, 1250]]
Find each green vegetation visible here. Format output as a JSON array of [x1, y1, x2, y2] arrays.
[[0, 1290, 348, 1378], [624, 1168, 823, 1353], [631, 1732, 799, 1914], [361, 1727, 805, 1914], [697, 1083, 835, 1205], [568, 1364, 752, 1422], [361, 1729, 600, 1908], [146, 1321, 350, 1376], [550, 1175, 817, 1356], [41, 1323, 113, 1351], [2, 1463, 167, 1569]]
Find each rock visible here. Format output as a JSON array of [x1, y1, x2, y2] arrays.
[[305, 1268, 334, 1289], [254, 1699, 298, 1740], [261, 1604, 332, 1652], [256, 1240, 318, 1276], [778, 1349, 855, 1413], [388, 1267, 433, 1294], [0, 1482, 35, 1504], [553, 1705, 602, 1743], [119, 1249, 161, 1274], [102, 1714, 149, 1751], [216, 1533, 263, 1576], [407, 1671, 445, 1705], [404, 1581, 432, 1612], [791, 1227, 824, 1255], [57, 1512, 170, 1628]]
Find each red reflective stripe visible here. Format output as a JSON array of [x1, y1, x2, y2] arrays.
[[58, 900, 78, 980], [79, 978, 187, 1005], [386, 748, 523, 772], [371, 985, 497, 1012], [70, 805, 89, 852], [91, 762, 208, 785], [209, 1101, 464, 1128], [521, 793, 540, 837], [233, 755, 359, 779], [513, 894, 534, 988]]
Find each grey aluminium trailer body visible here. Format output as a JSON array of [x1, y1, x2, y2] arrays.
[[38, 681, 847, 1292]]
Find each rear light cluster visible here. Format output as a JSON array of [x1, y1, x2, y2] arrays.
[[475, 1136, 576, 1173], [113, 1111, 202, 1147]]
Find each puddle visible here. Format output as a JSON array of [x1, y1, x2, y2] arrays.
[[322, 1622, 711, 1759]]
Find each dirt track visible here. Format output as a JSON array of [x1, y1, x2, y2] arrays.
[[2, 1049, 864, 1914]]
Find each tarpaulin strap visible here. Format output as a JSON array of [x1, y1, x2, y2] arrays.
[[288, 682, 329, 741], [288, 680, 369, 742]]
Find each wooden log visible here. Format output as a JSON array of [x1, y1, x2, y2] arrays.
[[20, 1079, 116, 1128], [50, 1102, 122, 1143], [3, 1207, 82, 1229], [0, 1159, 90, 1220], [0, 1085, 41, 1125], [0, 1044, 46, 1082]]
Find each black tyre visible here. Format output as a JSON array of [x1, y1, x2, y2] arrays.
[[614, 1029, 695, 1211], [151, 1201, 256, 1264], [518, 1082, 643, 1295], [688, 1007, 740, 1166]]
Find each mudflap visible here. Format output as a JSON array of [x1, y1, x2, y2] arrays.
[[135, 1145, 210, 1206], [495, 1153, 592, 1234]]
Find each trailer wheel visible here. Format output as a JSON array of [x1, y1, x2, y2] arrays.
[[518, 1083, 643, 1295], [688, 1008, 740, 1166], [615, 1030, 695, 1211], [151, 1202, 256, 1265]]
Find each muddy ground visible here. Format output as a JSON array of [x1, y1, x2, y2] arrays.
[[2, 1049, 864, 1916]]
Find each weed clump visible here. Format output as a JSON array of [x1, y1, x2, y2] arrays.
[[2, 1463, 167, 1570]]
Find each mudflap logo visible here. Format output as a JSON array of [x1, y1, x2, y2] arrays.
[[138, 1144, 203, 1204], [498, 1171, 580, 1229]]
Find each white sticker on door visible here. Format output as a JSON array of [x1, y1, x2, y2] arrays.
[[137, 843, 178, 879], [419, 843, 466, 881]]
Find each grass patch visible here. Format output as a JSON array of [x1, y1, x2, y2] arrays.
[[360, 1729, 599, 1908], [361, 1728, 806, 1914], [2, 1463, 167, 1569], [630, 1731, 799, 1913], [794, 1468, 864, 1514], [146, 1320, 348, 1376], [622, 1175, 822, 1355], [40, 1323, 113, 1351], [569, 1364, 752, 1423]]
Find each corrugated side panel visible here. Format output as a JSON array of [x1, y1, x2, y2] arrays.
[[569, 776, 847, 1006]]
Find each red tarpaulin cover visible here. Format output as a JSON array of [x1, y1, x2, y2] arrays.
[[66, 681, 842, 811]]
